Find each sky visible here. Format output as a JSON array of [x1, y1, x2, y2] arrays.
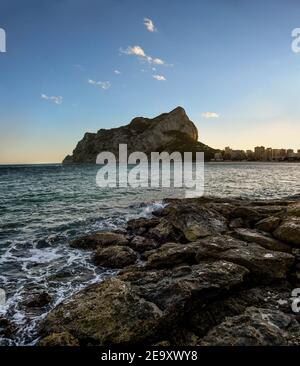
[[0, 0, 300, 164]]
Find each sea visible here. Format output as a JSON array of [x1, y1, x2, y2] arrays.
[[0, 162, 299, 345]]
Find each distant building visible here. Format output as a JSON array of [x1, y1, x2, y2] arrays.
[[213, 146, 300, 162], [214, 152, 223, 161], [254, 146, 265, 160], [265, 148, 273, 161], [223, 147, 232, 160]]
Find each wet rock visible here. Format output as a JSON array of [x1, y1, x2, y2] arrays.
[[145, 242, 198, 269], [36, 239, 51, 249], [255, 216, 282, 233], [199, 307, 300, 346], [39, 332, 80, 346], [148, 220, 181, 243], [70, 231, 129, 250], [24, 292, 52, 308], [91, 245, 137, 268], [128, 236, 159, 253], [40, 261, 248, 346], [0, 317, 16, 338], [195, 236, 294, 283], [127, 217, 160, 235], [274, 217, 300, 247], [233, 228, 291, 252], [39, 278, 163, 345]]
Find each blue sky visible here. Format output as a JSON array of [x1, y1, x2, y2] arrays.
[[0, 0, 300, 163]]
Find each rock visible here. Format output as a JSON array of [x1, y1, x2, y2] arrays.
[[195, 236, 294, 283], [40, 261, 248, 346], [128, 236, 158, 253], [233, 228, 291, 252], [0, 317, 16, 338], [91, 245, 137, 268], [120, 261, 249, 317], [24, 292, 52, 308], [127, 217, 160, 235], [187, 282, 294, 337], [63, 107, 216, 164], [251, 205, 286, 215], [199, 307, 300, 346], [145, 242, 198, 269], [287, 203, 300, 217], [154, 201, 228, 242], [229, 218, 244, 229], [70, 231, 129, 250], [39, 278, 163, 345], [230, 207, 264, 224], [41, 195, 300, 346], [255, 216, 282, 233], [274, 217, 300, 247], [39, 332, 80, 346], [148, 220, 180, 243]]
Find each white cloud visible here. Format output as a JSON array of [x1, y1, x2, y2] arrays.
[[114, 70, 121, 74], [41, 94, 63, 105], [153, 74, 166, 81], [144, 18, 157, 32], [152, 58, 164, 65], [88, 79, 111, 90], [202, 112, 220, 119], [121, 45, 146, 57], [120, 45, 166, 66]]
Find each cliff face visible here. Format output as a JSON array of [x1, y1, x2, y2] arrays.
[[63, 107, 215, 163]]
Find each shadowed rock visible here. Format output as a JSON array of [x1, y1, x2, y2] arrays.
[[92, 245, 137, 268], [255, 216, 282, 233], [199, 307, 300, 346]]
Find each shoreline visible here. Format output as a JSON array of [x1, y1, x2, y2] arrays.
[[35, 194, 300, 346]]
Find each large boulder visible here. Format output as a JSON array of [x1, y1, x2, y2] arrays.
[[70, 232, 129, 250], [274, 217, 300, 247], [195, 236, 294, 283], [39, 278, 163, 345], [199, 307, 300, 346], [120, 261, 249, 318], [152, 201, 228, 242], [91, 246, 137, 268]]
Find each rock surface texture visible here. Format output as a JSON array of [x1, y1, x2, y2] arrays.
[[39, 195, 300, 346], [63, 107, 216, 163]]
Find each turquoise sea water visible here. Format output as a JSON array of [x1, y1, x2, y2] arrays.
[[0, 162, 299, 344]]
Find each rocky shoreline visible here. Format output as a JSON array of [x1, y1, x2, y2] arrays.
[[37, 195, 300, 346]]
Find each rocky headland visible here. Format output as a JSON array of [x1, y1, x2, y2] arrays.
[[63, 107, 216, 163], [38, 195, 300, 346]]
